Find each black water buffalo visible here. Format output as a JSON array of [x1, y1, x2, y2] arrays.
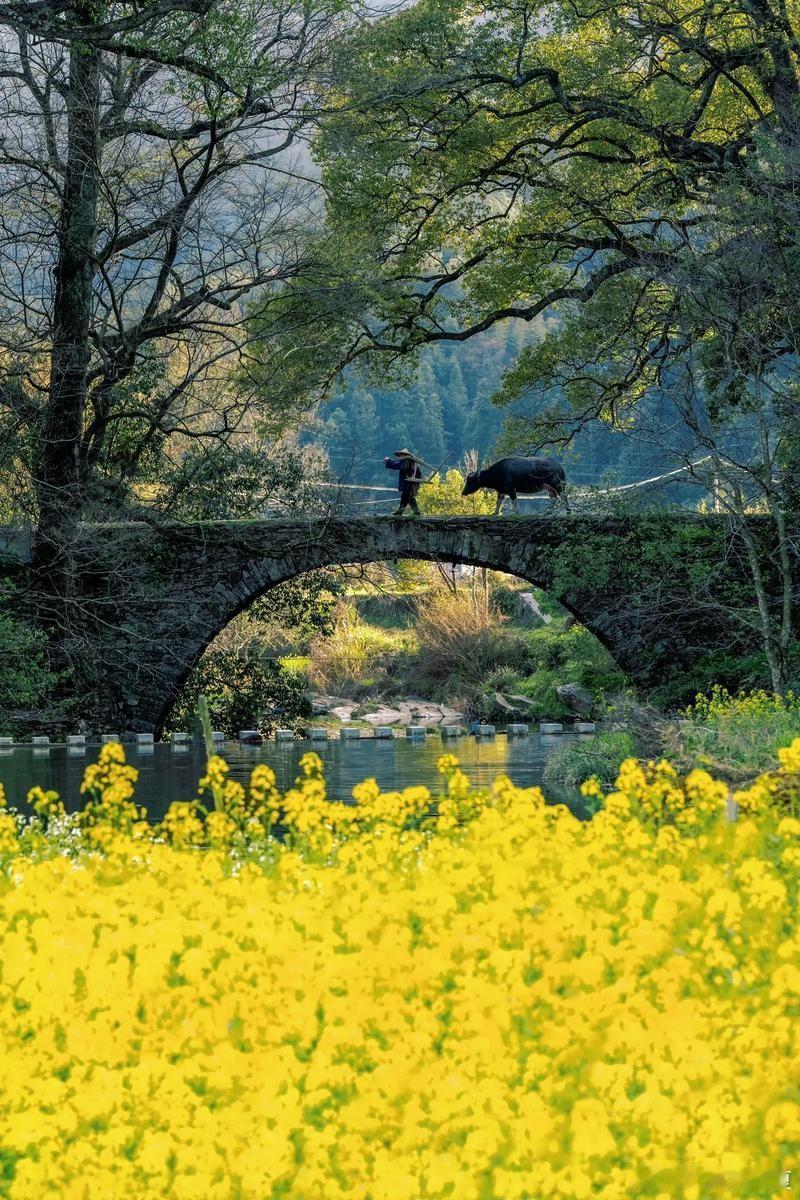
[[461, 456, 567, 514]]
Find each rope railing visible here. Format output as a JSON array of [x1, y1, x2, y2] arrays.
[[313, 456, 718, 503], [605, 456, 713, 493]]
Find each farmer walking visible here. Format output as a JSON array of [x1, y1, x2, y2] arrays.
[[384, 448, 423, 516]]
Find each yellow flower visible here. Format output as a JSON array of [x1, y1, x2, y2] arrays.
[[778, 738, 800, 774], [0, 738, 796, 1194], [0, 811, 18, 855]]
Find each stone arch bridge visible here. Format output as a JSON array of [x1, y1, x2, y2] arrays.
[[43, 512, 775, 731]]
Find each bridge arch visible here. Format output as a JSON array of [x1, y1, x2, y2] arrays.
[[168, 535, 599, 725], [73, 512, 747, 731]]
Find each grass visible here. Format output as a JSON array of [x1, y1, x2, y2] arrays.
[[542, 730, 637, 789], [484, 623, 626, 721], [415, 590, 519, 693], [309, 603, 417, 697], [353, 593, 418, 630], [542, 687, 800, 790]]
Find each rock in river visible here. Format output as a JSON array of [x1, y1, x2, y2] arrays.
[[556, 683, 594, 715]]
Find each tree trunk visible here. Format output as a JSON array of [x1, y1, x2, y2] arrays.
[[772, 502, 794, 665], [33, 19, 100, 598], [738, 505, 789, 693]]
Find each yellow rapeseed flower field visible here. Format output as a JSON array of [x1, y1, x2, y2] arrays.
[[0, 742, 799, 1197]]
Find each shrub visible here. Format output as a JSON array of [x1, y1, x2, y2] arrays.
[[415, 588, 519, 691], [419, 467, 494, 517], [0, 616, 60, 711], [543, 730, 637, 788], [354, 593, 417, 629], [506, 624, 627, 718], [169, 647, 311, 738], [0, 584, 66, 734], [278, 654, 311, 679], [651, 642, 800, 707]]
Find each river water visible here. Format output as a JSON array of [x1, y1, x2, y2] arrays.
[[0, 733, 588, 822]]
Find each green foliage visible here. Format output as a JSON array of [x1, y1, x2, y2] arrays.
[[353, 594, 417, 630], [157, 444, 327, 522], [289, 0, 800, 675], [0, 585, 62, 731], [310, 0, 800, 422], [169, 648, 312, 739], [650, 648, 796, 708], [392, 560, 433, 592], [535, 512, 781, 695], [3, 0, 369, 542], [420, 469, 494, 517], [677, 687, 800, 776], [247, 575, 341, 646], [278, 655, 311, 679], [506, 624, 626, 720]]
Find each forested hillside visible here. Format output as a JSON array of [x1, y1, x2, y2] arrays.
[[311, 319, 678, 490], [311, 323, 529, 484]]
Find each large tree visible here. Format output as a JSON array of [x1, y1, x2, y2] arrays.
[[308, 0, 800, 368], [0, 0, 357, 596]]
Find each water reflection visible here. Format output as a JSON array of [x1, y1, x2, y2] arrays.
[[1, 734, 587, 822]]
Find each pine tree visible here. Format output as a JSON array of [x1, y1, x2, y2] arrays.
[[441, 359, 469, 460], [377, 386, 414, 465], [411, 362, 446, 465], [322, 389, 380, 480]]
